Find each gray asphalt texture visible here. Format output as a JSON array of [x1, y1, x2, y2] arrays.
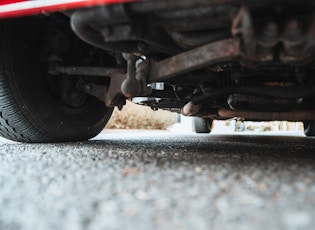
[[1, 130, 315, 230]]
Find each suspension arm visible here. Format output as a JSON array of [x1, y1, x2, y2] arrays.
[[149, 38, 241, 83]]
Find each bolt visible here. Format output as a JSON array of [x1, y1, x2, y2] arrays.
[[85, 84, 92, 91]]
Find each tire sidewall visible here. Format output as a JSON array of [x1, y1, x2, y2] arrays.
[[3, 17, 112, 141]]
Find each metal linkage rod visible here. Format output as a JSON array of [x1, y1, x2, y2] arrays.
[[149, 38, 240, 82]]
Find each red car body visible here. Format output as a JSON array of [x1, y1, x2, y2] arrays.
[[0, 0, 133, 19]]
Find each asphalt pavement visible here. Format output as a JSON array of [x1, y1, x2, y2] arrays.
[[1, 130, 315, 230]]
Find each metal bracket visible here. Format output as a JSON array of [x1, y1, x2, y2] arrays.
[[54, 66, 125, 77], [74, 71, 127, 107], [148, 38, 241, 83], [51, 65, 127, 107]]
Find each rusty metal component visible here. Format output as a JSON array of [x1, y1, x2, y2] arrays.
[[217, 109, 315, 121], [76, 82, 108, 103], [232, 6, 278, 63], [121, 54, 142, 98], [185, 108, 219, 119], [71, 4, 181, 56], [149, 38, 241, 83], [192, 86, 315, 105], [155, 5, 237, 32], [280, 19, 313, 66], [71, 5, 141, 53], [227, 94, 303, 112], [76, 71, 127, 107], [181, 102, 202, 116], [49, 64, 128, 107], [256, 21, 279, 59], [232, 5, 315, 66], [136, 59, 152, 95], [105, 73, 127, 107], [168, 30, 231, 49], [53, 66, 124, 77], [53, 38, 244, 107], [121, 54, 152, 98], [232, 5, 255, 54]]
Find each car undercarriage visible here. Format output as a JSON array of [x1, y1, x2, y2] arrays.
[[65, 0, 315, 130], [1, 0, 315, 142]]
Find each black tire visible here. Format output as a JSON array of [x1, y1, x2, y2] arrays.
[[303, 121, 315, 137], [0, 17, 113, 143], [193, 117, 212, 134]]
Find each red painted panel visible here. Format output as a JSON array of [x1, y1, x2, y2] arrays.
[[0, 0, 135, 19], [0, 0, 25, 4]]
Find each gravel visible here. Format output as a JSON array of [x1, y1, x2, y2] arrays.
[[1, 130, 315, 230]]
